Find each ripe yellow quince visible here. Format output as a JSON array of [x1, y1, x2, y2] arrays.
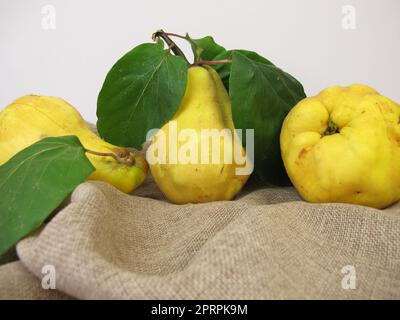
[[0, 95, 148, 193], [280, 84, 400, 209], [147, 66, 251, 204]]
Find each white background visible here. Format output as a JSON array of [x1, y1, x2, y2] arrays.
[[0, 0, 399, 123]]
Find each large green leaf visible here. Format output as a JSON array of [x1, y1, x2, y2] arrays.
[[0, 136, 94, 256], [186, 34, 226, 62], [213, 49, 274, 90], [97, 41, 188, 149], [229, 51, 306, 185], [183, 35, 306, 185], [185, 34, 274, 89]]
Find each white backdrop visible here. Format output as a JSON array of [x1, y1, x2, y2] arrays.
[[1, 0, 399, 123]]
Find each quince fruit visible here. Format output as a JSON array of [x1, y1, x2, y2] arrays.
[[0, 95, 148, 193], [147, 66, 251, 204], [280, 84, 400, 209]]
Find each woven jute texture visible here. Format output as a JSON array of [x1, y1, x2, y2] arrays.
[[0, 261, 70, 299], [0, 177, 399, 299]]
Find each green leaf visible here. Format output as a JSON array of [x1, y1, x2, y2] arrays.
[[186, 34, 226, 62], [97, 42, 188, 149], [213, 49, 274, 90], [229, 51, 306, 186], [0, 136, 94, 256], [181, 34, 306, 185], [183, 34, 274, 89]]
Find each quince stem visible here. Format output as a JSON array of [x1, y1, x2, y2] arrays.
[[153, 30, 232, 67], [152, 30, 190, 65], [85, 149, 135, 166], [195, 59, 232, 66], [163, 32, 186, 40]]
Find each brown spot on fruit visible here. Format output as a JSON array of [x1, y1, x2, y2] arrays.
[[298, 148, 309, 159]]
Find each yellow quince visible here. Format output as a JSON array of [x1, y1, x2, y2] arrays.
[[280, 84, 400, 209], [0, 95, 148, 193], [147, 66, 251, 204]]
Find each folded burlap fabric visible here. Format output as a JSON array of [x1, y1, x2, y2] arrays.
[[1, 177, 399, 299], [0, 261, 70, 299]]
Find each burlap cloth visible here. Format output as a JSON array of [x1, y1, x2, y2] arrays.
[[0, 176, 399, 300]]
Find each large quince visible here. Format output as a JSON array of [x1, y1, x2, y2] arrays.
[[280, 84, 400, 209], [147, 66, 251, 204], [0, 95, 148, 193]]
